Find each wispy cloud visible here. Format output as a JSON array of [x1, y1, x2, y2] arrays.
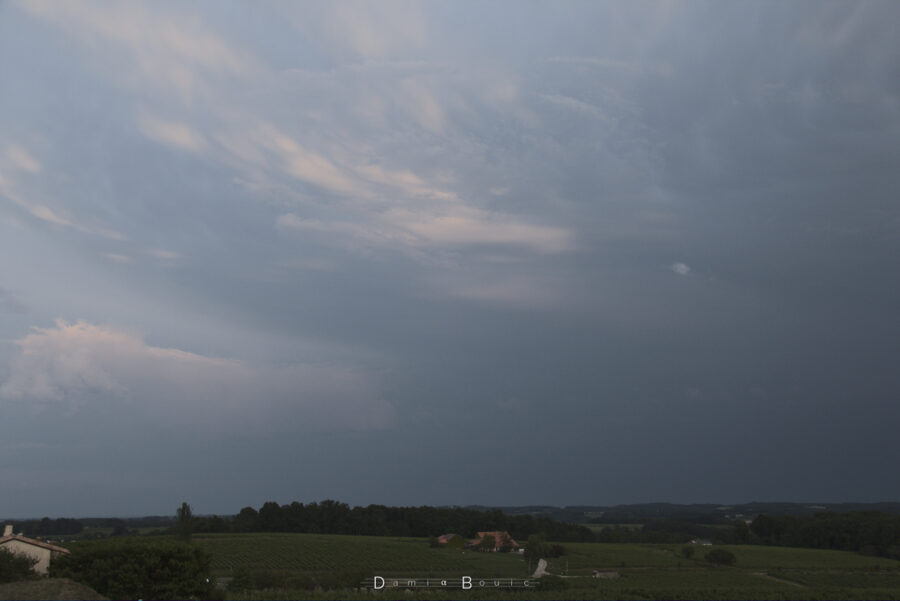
[[0, 152, 125, 241], [20, 0, 258, 103], [1, 319, 395, 432], [279, 1, 427, 62], [145, 249, 180, 260], [136, 110, 208, 154], [387, 206, 575, 254], [539, 93, 612, 122], [4, 145, 41, 174], [102, 253, 133, 265]]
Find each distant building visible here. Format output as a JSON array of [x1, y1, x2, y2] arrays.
[[468, 531, 519, 551], [0, 524, 71, 575], [690, 538, 713, 546]]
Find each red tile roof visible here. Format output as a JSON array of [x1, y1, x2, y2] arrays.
[[0, 534, 71, 554]]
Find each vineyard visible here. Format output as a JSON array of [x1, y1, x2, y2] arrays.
[[191, 534, 900, 600], [194, 533, 528, 578]]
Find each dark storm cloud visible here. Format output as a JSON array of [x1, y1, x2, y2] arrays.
[[1, 0, 899, 516]]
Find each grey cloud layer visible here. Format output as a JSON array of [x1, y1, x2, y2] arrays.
[[1, 0, 899, 516]]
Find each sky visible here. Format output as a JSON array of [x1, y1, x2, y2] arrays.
[[1, 1, 899, 518]]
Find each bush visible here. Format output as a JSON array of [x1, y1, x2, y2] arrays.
[[548, 544, 566, 557], [704, 548, 737, 566], [50, 538, 212, 600], [682, 545, 695, 558], [0, 548, 38, 583], [228, 566, 253, 591]]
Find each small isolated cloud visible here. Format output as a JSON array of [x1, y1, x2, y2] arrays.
[[671, 262, 691, 276], [0, 320, 395, 432]]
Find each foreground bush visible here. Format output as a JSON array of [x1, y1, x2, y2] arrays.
[[50, 538, 212, 600], [0, 549, 37, 583]]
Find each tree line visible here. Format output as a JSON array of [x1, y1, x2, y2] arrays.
[[10, 518, 83, 537], [748, 511, 900, 559], [190, 500, 595, 542]]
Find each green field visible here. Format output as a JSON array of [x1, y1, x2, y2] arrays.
[[191, 533, 900, 600]]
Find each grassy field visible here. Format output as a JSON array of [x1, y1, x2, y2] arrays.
[[191, 533, 900, 600]]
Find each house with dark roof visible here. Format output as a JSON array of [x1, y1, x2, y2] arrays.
[[0, 524, 70, 574]]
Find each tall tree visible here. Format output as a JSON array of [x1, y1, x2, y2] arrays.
[[176, 502, 194, 542]]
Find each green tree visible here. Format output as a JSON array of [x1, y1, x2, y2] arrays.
[[233, 506, 258, 532], [478, 534, 497, 552], [50, 538, 212, 600], [176, 502, 194, 542], [681, 545, 695, 559], [733, 520, 751, 544], [524, 534, 548, 559]]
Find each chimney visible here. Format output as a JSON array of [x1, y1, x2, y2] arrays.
[[3, 524, 12, 537]]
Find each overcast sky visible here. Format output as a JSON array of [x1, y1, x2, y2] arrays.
[[2, 1, 899, 518]]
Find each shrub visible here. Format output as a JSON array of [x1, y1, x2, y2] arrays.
[[50, 538, 212, 600], [228, 565, 253, 591], [704, 548, 737, 566], [682, 545, 695, 558], [0, 548, 38, 583]]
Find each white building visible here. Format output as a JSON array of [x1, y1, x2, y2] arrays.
[[0, 524, 71, 575]]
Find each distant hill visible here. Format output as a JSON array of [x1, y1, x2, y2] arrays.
[[463, 502, 900, 524]]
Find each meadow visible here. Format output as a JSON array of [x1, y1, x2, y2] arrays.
[[192, 533, 900, 600]]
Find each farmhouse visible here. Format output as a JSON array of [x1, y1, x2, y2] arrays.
[[0, 524, 70, 575], [469, 531, 519, 551]]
